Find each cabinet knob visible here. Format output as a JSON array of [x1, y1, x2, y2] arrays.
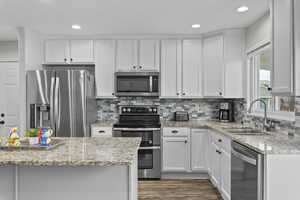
[[0, 120, 5, 125], [0, 113, 4, 117], [139, 66, 142, 69], [64, 58, 67, 62], [185, 140, 187, 144], [176, 93, 180, 95], [133, 66, 136, 69], [182, 92, 186, 96], [218, 139, 222, 142], [171, 130, 178, 134], [70, 58, 73, 62], [112, 93, 115, 96], [98, 130, 105, 133], [219, 92, 223, 96]]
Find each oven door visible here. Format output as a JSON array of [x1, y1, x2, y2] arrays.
[[138, 146, 161, 179]]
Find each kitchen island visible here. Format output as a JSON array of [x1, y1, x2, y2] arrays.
[[0, 137, 141, 200]]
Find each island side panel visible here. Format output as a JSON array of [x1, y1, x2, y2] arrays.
[[128, 157, 138, 200], [0, 166, 14, 200], [265, 155, 300, 200], [18, 166, 130, 200]]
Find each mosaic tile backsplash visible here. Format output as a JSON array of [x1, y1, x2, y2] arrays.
[[96, 96, 299, 135], [96, 97, 245, 122]]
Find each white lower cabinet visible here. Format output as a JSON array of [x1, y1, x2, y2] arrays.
[[162, 127, 231, 199], [162, 137, 190, 172], [209, 131, 231, 200], [191, 129, 208, 172]]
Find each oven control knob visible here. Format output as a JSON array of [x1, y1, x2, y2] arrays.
[[148, 108, 152, 112], [153, 108, 157, 113], [127, 108, 131, 112], [122, 108, 127, 113]]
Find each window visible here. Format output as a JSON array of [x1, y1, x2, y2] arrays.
[[247, 45, 295, 119]]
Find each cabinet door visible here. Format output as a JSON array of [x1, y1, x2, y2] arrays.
[[203, 35, 224, 97], [220, 149, 231, 200], [116, 40, 138, 71], [160, 40, 182, 98], [295, 0, 300, 96], [138, 40, 159, 71], [94, 40, 116, 97], [272, 0, 294, 95], [162, 137, 190, 172], [69, 40, 94, 63], [44, 40, 69, 63], [191, 129, 207, 172], [182, 40, 202, 97], [210, 142, 221, 188]]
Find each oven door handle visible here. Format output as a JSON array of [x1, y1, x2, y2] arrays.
[[113, 128, 161, 131], [139, 146, 161, 150], [232, 149, 257, 166]]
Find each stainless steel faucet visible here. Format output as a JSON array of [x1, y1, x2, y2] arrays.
[[247, 98, 270, 131]]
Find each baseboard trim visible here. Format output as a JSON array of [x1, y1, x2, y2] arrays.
[[161, 173, 209, 179]]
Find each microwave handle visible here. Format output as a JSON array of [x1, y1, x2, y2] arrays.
[[150, 76, 153, 92]]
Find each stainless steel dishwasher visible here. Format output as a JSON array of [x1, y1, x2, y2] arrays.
[[231, 141, 264, 200]]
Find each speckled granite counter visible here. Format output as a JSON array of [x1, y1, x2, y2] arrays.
[[92, 121, 114, 127], [162, 121, 300, 155], [0, 137, 141, 166]]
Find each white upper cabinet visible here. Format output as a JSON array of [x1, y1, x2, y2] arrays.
[[116, 39, 159, 71], [160, 40, 182, 98], [44, 40, 94, 64], [138, 40, 160, 71], [203, 35, 224, 97], [44, 40, 69, 63], [223, 30, 245, 98], [272, 0, 294, 95], [94, 40, 116, 98], [295, 0, 300, 96], [182, 40, 202, 97], [116, 40, 138, 71], [69, 40, 94, 63]]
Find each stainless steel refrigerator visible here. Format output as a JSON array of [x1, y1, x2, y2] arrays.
[[26, 70, 96, 137]]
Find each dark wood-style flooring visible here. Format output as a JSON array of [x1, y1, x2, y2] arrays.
[[138, 179, 222, 200]]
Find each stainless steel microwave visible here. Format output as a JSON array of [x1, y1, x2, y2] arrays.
[[115, 72, 159, 97]]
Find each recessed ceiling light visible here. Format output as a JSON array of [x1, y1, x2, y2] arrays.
[[237, 6, 249, 13], [192, 24, 201, 29], [72, 24, 81, 30]]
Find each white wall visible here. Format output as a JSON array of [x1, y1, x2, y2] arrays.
[[0, 41, 18, 61], [17, 27, 43, 133], [246, 12, 271, 52]]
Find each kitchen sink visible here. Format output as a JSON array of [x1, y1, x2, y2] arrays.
[[225, 128, 270, 136]]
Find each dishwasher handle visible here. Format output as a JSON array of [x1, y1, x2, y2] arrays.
[[232, 149, 257, 166]]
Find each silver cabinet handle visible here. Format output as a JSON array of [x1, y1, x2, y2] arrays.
[[171, 130, 179, 134], [50, 77, 55, 133], [139, 146, 160, 150], [98, 130, 105, 133]]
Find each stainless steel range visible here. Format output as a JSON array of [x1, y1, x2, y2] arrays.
[[113, 106, 161, 179]]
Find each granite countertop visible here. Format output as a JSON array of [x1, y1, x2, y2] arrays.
[[91, 121, 115, 127], [0, 137, 141, 166], [161, 120, 300, 155]]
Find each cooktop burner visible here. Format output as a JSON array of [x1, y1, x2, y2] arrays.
[[114, 106, 161, 129]]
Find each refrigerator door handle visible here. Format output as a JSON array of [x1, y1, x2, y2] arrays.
[[50, 77, 55, 133], [54, 77, 60, 132]]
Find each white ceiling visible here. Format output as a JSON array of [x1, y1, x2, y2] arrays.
[[0, 0, 270, 37]]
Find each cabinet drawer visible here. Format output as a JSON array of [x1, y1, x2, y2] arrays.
[[91, 127, 112, 137], [163, 127, 190, 137], [211, 131, 231, 152]]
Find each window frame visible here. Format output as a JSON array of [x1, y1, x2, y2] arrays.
[[246, 44, 295, 122]]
